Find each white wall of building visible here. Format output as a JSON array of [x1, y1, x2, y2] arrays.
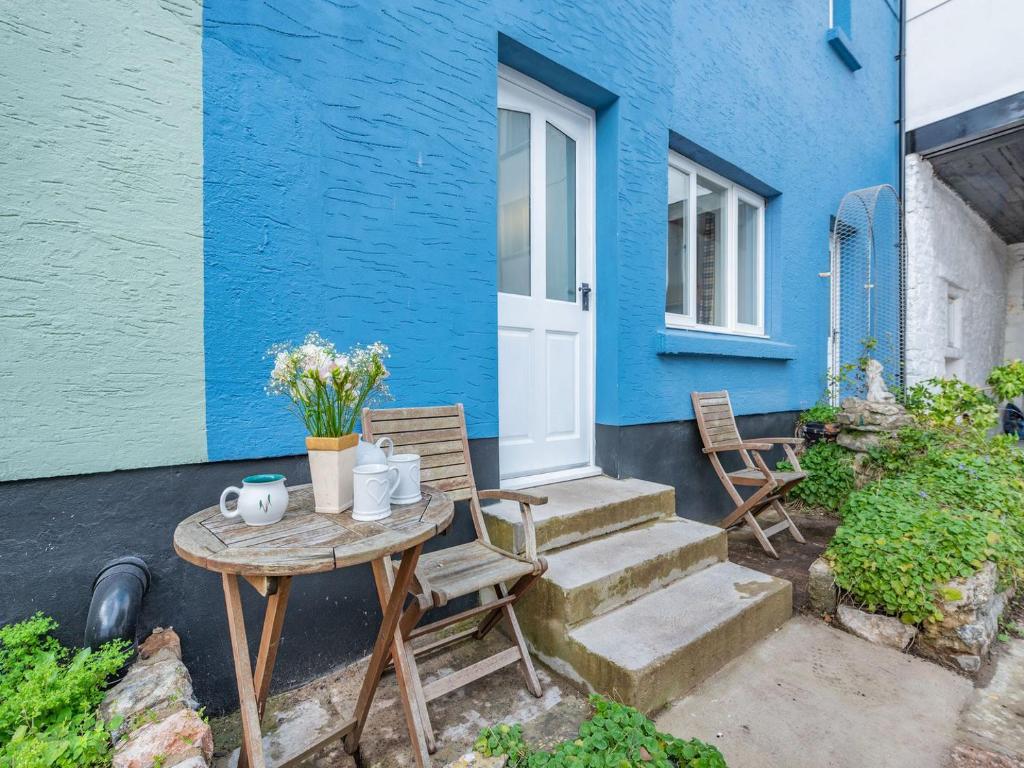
[[906, 0, 1024, 130], [905, 154, 1010, 386], [1004, 244, 1024, 362]]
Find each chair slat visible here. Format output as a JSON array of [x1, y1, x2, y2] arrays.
[[390, 428, 464, 447], [421, 463, 470, 482], [370, 416, 462, 433], [366, 405, 460, 420]]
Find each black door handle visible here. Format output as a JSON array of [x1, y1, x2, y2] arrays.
[[578, 282, 591, 311]]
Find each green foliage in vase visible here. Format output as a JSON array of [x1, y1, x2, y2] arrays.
[[0, 613, 130, 768], [474, 695, 727, 768], [988, 360, 1024, 403], [266, 332, 391, 438], [778, 442, 854, 513]]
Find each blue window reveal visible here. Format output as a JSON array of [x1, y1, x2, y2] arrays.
[[827, 0, 861, 72]]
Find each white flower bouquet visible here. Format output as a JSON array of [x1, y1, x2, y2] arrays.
[[267, 332, 390, 438]]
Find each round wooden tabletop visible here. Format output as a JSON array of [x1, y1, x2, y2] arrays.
[[173, 483, 454, 576]]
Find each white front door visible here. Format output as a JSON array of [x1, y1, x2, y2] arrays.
[[497, 67, 596, 484]]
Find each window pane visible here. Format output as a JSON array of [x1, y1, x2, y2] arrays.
[[545, 123, 576, 302], [666, 166, 690, 316], [737, 200, 759, 325], [695, 176, 727, 327], [498, 109, 530, 295]]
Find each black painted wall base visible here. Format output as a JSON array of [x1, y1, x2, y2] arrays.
[[0, 414, 797, 712], [0, 440, 497, 714], [596, 411, 800, 524]]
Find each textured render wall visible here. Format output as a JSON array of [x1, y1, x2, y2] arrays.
[[0, 1, 206, 480], [905, 154, 1009, 386], [202, 0, 900, 460]]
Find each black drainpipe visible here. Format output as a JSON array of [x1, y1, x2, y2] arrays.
[[897, 0, 908, 390], [84, 556, 151, 651]]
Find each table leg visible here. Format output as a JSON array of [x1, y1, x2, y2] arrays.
[[222, 574, 266, 768], [344, 543, 425, 764], [237, 576, 293, 768]]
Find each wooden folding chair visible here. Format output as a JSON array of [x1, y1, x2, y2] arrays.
[[361, 403, 548, 756], [691, 390, 807, 559]]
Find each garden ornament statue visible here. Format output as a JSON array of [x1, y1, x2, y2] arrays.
[[865, 358, 896, 403]]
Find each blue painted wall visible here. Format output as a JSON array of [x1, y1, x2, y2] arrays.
[[203, 0, 900, 460]]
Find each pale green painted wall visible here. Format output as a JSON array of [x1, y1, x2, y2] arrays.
[[0, 1, 206, 480]]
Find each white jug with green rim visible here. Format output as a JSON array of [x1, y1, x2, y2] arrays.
[[220, 474, 289, 526]]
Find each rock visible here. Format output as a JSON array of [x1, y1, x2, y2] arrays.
[[808, 557, 837, 614], [836, 605, 917, 650], [112, 708, 213, 768], [836, 430, 887, 453], [445, 752, 508, 768], [100, 657, 199, 741], [953, 654, 982, 673], [138, 627, 182, 666], [837, 397, 912, 429], [918, 562, 1012, 670]]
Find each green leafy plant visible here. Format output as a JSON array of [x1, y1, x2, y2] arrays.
[[826, 437, 1024, 623], [475, 695, 727, 768], [903, 377, 997, 436], [798, 402, 840, 425], [0, 613, 131, 768], [988, 360, 1024, 403], [778, 442, 854, 513]]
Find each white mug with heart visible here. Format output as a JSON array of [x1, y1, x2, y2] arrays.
[[351, 463, 400, 522], [388, 453, 422, 505]]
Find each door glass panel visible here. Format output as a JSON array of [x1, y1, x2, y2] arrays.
[[498, 109, 531, 296], [666, 166, 690, 316], [737, 200, 759, 325], [695, 175, 727, 327], [545, 123, 576, 302]]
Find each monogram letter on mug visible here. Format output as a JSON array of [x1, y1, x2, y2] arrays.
[[389, 453, 421, 505], [352, 463, 400, 522]]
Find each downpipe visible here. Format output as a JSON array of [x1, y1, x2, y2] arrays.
[[84, 556, 151, 651]]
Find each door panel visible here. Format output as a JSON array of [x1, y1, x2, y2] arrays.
[[497, 69, 595, 481]]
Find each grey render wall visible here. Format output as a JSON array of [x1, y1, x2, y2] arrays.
[[0, 410, 794, 712], [905, 153, 1010, 386]]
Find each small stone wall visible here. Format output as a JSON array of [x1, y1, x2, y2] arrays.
[[809, 558, 1013, 674], [100, 628, 213, 768]]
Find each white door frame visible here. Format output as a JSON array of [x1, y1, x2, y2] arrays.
[[497, 65, 598, 489]]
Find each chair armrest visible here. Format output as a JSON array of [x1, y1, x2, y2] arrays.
[[478, 489, 545, 561], [702, 442, 772, 454], [756, 437, 805, 446], [478, 489, 548, 506]]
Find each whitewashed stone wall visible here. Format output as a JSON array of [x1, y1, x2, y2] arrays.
[[1003, 244, 1024, 364], [905, 154, 1010, 387]]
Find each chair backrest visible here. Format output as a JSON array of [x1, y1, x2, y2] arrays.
[[691, 390, 743, 451], [361, 404, 476, 501]]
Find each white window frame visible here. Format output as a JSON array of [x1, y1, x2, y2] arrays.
[[665, 151, 766, 337]]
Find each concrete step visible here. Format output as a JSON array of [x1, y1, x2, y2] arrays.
[[519, 519, 727, 651], [542, 561, 792, 715], [482, 475, 675, 554]]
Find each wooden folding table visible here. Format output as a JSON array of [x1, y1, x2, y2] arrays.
[[173, 482, 453, 768]]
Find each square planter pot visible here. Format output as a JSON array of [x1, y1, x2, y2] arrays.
[[306, 433, 359, 514]]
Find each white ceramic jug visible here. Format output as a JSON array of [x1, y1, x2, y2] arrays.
[[220, 474, 288, 526], [356, 436, 394, 466]]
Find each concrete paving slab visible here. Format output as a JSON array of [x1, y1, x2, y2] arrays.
[[656, 616, 973, 768], [957, 639, 1024, 760]]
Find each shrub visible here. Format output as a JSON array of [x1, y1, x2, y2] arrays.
[[475, 695, 727, 768], [0, 613, 130, 768], [988, 360, 1024, 403], [778, 442, 854, 513], [826, 436, 1024, 623], [903, 377, 997, 436]]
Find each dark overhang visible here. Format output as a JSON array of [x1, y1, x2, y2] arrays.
[[908, 91, 1024, 243]]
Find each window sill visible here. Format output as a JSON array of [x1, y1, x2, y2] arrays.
[[656, 329, 796, 361], [826, 27, 862, 72]]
